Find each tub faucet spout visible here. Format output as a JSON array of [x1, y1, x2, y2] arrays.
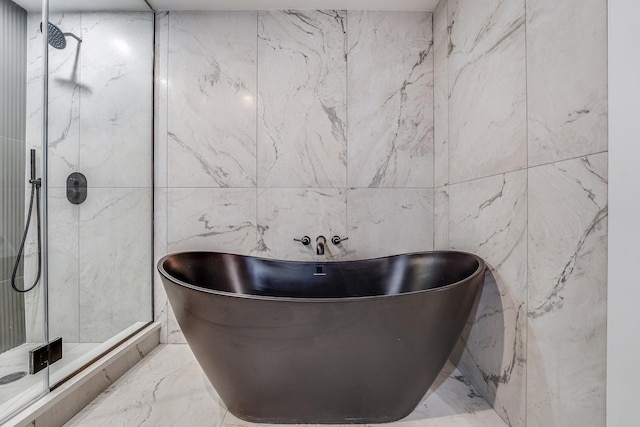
[[316, 236, 326, 255]]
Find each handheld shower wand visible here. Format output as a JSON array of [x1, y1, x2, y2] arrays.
[[11, 149, 42, 293]]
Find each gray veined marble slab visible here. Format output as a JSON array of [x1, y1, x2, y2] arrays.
[[433, 2, 449, 188], [79, 13, 153, 189], [347, 11, 434, 188], [346, 188, 434, 260], [434, 186, 449, 250], [526, 0, 608, 166], [47, 188, 80, 342], [168, 11, 257, 188], [447, 0, 527, 184], [166, 188, 256, 255], [64, 344, 508, 427], [154, 11, 169, 190], [153, 188, 169, 344], [527, 153, 607, 427], [78, 188, 152, 343], [257, 10, 347, 188], [448, 169, 528, 427]]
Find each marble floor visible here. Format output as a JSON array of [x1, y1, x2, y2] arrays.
[[0, 342, 99, 419], [65, 344, 507, 427]]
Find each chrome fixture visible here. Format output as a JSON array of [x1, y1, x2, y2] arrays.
[[41, 21, 82, 50], [293, 236, 311, 246], [316, 235, 326, 255], [331, 235, 348, 245]]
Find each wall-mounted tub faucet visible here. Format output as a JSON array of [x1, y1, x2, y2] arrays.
[[294, 236, 311, 246], [316, 236, 326, 255]]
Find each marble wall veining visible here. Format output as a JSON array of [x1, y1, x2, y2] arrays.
[[526, 0, 608, 167], [258, 10, 347, 188], [24, 12, 153, 344], [434, 0, 608, 425], [154, 10, 435, 344], [167, 11, 256, 188], [447, 0, 527, 184], [527, 154, 607, 427], [347, 11, 433, 188]]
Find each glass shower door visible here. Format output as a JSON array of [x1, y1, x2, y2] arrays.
[[43, 1, 154, 388], [1, 0, 153, 421], [0, 0, 48, 422]]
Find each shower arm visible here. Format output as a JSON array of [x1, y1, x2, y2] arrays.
[[64, 32, 82, 43]]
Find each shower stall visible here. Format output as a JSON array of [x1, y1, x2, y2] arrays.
[[0, 0, 154, 422]]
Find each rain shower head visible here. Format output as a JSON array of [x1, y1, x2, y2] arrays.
[[40, 22, 82, 50]]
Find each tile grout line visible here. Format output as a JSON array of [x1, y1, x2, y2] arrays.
[[523, 0, 530, 424], [256, 11, 259, 256], [345, 9, 349, 261]]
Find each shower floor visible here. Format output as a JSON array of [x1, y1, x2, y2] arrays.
[[0, 342, 99, 419], [64, 344, 508, 427]]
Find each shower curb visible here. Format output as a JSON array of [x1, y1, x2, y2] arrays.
[[4, 323, 161, 427]]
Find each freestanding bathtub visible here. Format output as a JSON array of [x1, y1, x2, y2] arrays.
[[158, 251, 485, 424]]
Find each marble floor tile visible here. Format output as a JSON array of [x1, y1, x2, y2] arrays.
[[65, 345, 507, 427], [0, 342, 98, 416]]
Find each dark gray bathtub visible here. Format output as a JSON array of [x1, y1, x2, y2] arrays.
[[158, 251, 484, 424]]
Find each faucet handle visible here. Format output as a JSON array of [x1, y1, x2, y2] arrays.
[[331, 235, 348, 245], [293, 236, 311, 246]]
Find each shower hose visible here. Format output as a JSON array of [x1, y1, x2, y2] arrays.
[[11, 173, 42, 293]]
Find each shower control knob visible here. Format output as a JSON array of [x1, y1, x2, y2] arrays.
[[331, 236, 349, 245], [294, 236, 311, 246]]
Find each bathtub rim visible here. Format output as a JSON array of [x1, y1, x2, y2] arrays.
[[157, 250, 485, 303]]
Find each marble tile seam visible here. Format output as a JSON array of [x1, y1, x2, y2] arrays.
[[445, 149, 608, 188]]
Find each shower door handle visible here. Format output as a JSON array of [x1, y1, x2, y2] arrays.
[[67, 172, 87, 204]]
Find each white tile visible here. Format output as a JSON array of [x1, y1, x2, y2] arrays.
[[434, 186, 449, 250], [526, 0, 608, 166], [79, 13, 153, 188], [153, 188, 168, 344], [346, 188, 434, 260], [167, 188, 257, 255], [347, 11, 433, 188], [433, 2, 449, 188], [65, 345, 226, 427], [256, 188, 346, 261], [154, 11, 169, 189], [448, 170, 528, 427], [167, 11, 257, 188], [527, 153, 607, 427], [257, 10, 347, 188], [47, 189, 80, 342], [448, 0, 527, 183], [78, 188, 152, 342]]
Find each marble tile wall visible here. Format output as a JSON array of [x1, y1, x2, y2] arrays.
[[347, 11, 433, 188], [447, 0, 527, 184], [526, 0, 608, 167], [527, 154, 607, 427], [155, 10, 435, 344], [258, 10, 347, 188], [434, 0, 608, 425], [24, 12, 153, 344]]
